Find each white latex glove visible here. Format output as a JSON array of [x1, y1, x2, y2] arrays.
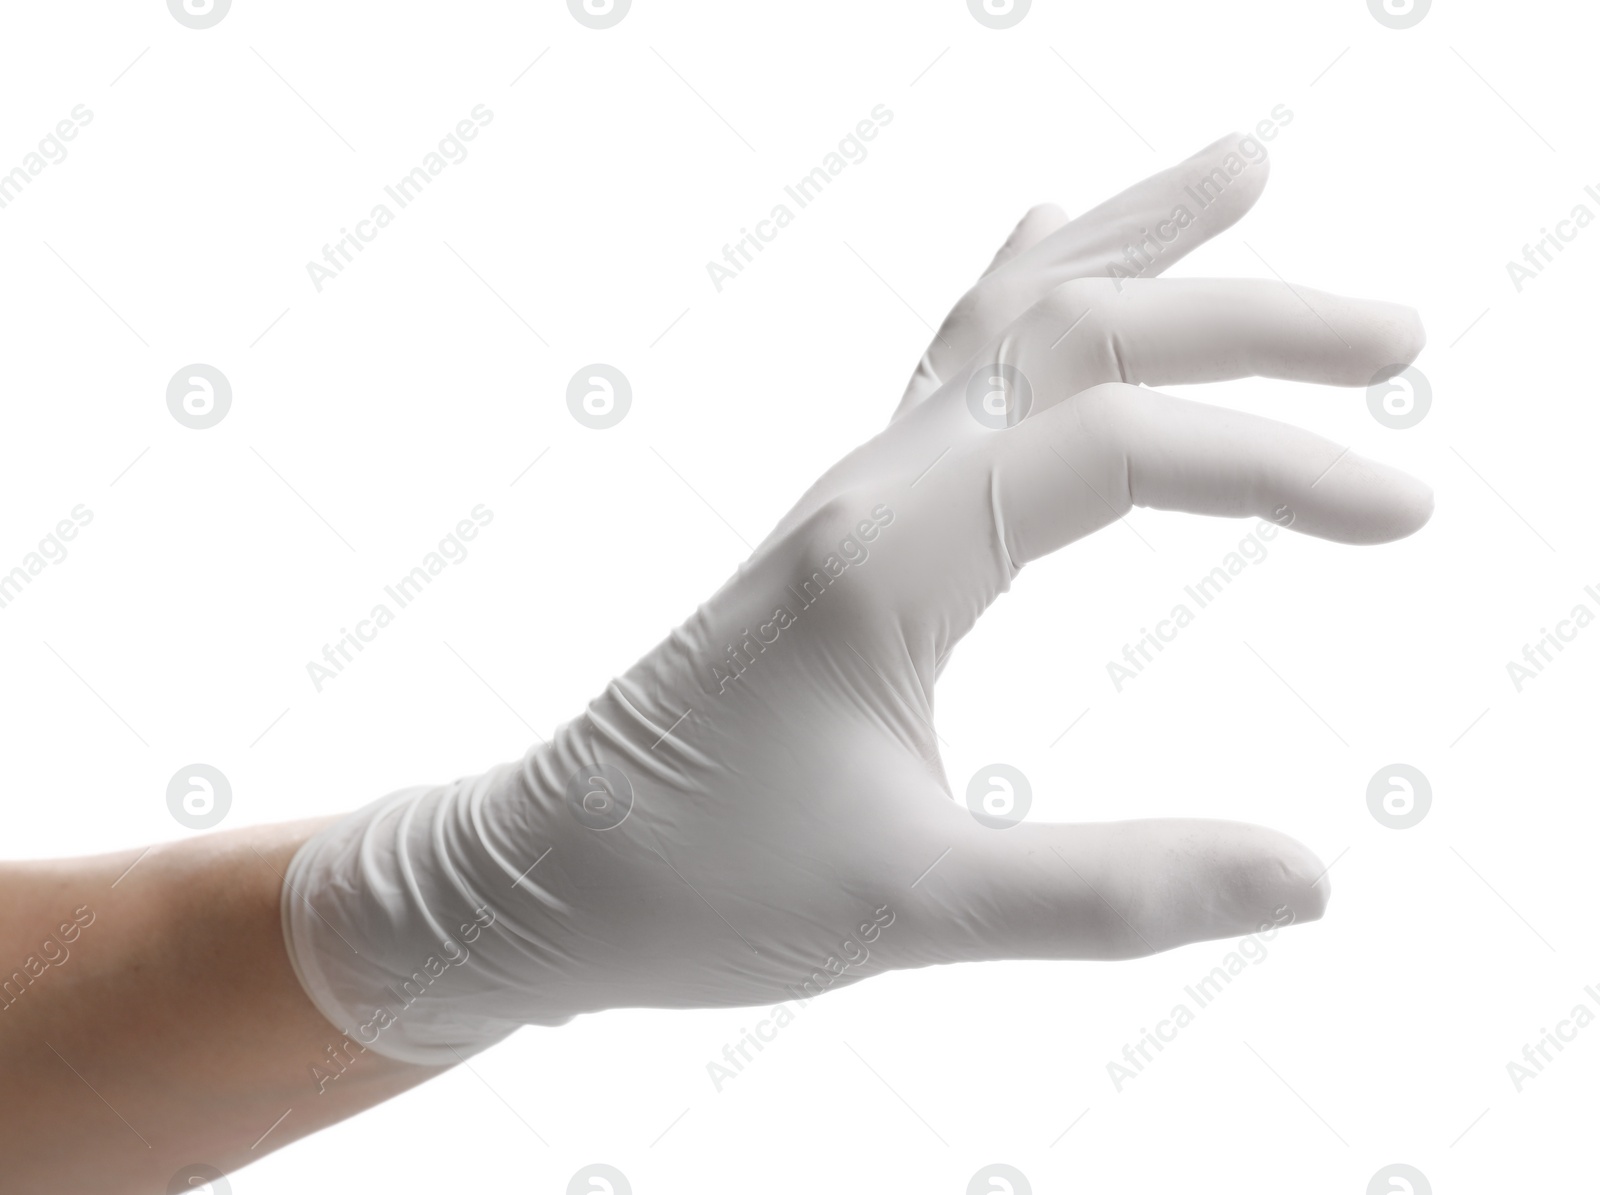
[[282, 134, 1432, 1065]]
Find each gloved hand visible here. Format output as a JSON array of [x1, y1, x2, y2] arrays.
[[282, 134, 1431, 1065]]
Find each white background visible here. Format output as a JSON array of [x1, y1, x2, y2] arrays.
[[1, 0, 1595, 1190]]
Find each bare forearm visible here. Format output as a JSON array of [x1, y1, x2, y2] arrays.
[[0, 819, 444, 1194]]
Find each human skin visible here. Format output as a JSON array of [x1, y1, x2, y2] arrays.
[[0, 820, 443, 1192]]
